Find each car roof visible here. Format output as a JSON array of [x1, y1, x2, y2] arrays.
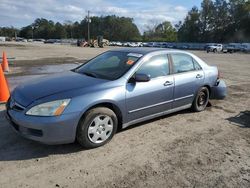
[[110, 47, 177, 55]]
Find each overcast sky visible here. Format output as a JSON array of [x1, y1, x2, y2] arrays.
[[0, 0, 201, 32]]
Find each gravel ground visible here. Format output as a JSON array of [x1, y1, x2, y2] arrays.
[[0, 42, 249, 188]]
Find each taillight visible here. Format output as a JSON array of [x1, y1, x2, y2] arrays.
[[217, 70, 222, 79], [216, 70, 221, 86]]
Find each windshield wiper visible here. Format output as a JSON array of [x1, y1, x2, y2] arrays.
[[82, 71, 98, 78]]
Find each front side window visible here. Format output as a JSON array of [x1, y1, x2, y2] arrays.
[[75, 51, 142, 80], [136, 54, 169, 79], [171, 54, 197, 73]]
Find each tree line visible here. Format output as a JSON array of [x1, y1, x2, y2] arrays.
[[177, 0, 250, 42], [16, 16, 142, 41], [0, 0, 249, 42]]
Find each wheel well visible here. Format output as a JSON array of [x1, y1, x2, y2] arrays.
[[82, 103, 123, 131], [204, 85, 211, 95]]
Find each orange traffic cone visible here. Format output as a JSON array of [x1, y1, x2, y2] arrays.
[[0, 65, 10, 103], [2, 51, 10, 72]]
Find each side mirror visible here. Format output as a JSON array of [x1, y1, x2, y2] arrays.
[[134, 73, 151, 82]]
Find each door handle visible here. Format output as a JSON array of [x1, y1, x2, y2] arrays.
[[196, 74, 203, 79], [164, 81, 173, 86]]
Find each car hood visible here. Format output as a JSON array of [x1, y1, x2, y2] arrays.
[[12, 71, 108, 107]]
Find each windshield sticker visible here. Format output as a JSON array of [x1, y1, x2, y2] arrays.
[[127, 53, 143, 58], [126, 60, 135, 65]]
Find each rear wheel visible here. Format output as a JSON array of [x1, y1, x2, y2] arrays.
[[192, 87, 209, 112], [77, 107, 118, 149]]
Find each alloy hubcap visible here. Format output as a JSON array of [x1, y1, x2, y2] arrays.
[[88, 115, 113, 144]]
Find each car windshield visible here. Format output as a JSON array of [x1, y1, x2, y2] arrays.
[[75, 51, 142, 80]]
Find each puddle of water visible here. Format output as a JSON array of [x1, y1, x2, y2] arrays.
[[28, 63, 79, 74]]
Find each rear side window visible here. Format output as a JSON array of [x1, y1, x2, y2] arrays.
[[137, 54, 169, 79], [193, 59, 202, 70], [171, 54, 201, 73]]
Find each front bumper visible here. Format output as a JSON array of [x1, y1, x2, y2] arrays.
[[6, 108, 80, 145], [210, 80, 227, 100]]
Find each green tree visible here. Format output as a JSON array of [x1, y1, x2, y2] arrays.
[[19, 25, 33, 39], [200, 0, 214, 42], [0, 27, 19, 38], [155, 21, 177, 41], [143, 21, 177, 42], [178, 6, 201, 42], [72, 15, 141, 41], [178, 0, 250, 42], [54, 22, 67, 39], [227, 0, 250, 42], [212, 0, 231, 42]]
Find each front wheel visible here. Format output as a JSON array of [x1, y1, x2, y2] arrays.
[[77, 107, 118, 149], [192, 87, 209, 112]]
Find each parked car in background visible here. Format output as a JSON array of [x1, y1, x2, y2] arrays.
[[136, 42, 143, 47], [161, 43, 169, 48], [204, 43, 215, 50], [33, 39, 45, 43], [128, 42, 138, 47], [226, 44, 236, 53], [16, 37, 27, 42], [240, 44, 250, 53], [0, 36, 6, 42], [6, 48, 227, 149], [167, 44, 177, 49], [179, 44, 190, 49], [222, 45, 229, 53], [145, 42, 156, 47], [110, 41, 122, 46], [206, 44, 223, 53], [44, 39, 57, 44], [225, 43, 242, 53]]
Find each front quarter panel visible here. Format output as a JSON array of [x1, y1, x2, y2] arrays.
[[67, 85, 126, 118]]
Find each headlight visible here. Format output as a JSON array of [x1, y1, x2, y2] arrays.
[[26, 99, 71, 116]]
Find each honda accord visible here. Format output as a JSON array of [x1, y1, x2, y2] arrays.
[[6, 48, 227, 148]]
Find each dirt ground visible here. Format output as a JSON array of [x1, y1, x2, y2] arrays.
[[0, 42, 250, 188]]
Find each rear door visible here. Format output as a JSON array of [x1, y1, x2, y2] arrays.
[[170, 53, 205, 108]]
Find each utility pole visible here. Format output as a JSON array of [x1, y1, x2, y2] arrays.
[[87, 10, 90, 43]]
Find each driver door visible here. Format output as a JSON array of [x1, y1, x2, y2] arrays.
[[126, 54, 174, 122]]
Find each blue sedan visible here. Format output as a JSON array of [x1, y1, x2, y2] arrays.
[[6, 48, 227, 148]]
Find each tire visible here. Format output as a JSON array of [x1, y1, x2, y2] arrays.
[[213, 49, 217, 53], [76, 107, 118, 149], [192, 87, 209, 112]]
